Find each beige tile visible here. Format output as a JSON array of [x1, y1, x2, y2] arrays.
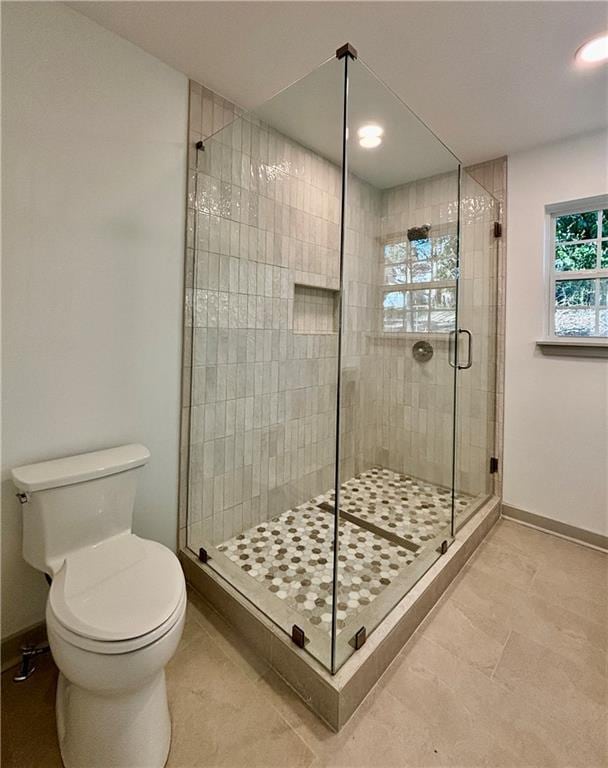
[[509, 592, 607, 676], [468, 533, 538, 590], [186, 586, 270, 683], [1, 654, 62, 768], [416, 593, 508, 678], [493, 631, 608, 767], [166, 628, 314, 768], [257, 667, 441, 768]]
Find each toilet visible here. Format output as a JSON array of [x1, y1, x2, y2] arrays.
[[12, 444, 186, 768]]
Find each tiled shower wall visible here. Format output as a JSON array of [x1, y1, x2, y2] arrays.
[[182, 80, 380, 547], [179, 78, 506, 549]]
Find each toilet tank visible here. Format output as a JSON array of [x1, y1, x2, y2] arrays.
[[12, 444, 150, 576]]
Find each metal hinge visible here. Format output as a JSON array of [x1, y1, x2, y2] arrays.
[[440, 540, 448, 555], [198, 547, 209, 563], [336, 42, 358, 60], [16, 492, 30, 505], [352, 626, 367, 651], [195, 140, 204, 151], [494, 221, 502, 238], [291, 625, 306, 648], [489, 456, 499, 474]]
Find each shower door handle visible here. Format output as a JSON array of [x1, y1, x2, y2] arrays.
[[448, 329, 473, 370], [457, 329, 473, 369]]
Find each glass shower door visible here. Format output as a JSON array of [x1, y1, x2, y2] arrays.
[[331, 53, 462, 670], [453, 171, 500, 526]]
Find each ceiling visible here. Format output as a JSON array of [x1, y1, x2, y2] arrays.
[[68, 1, 608, 166]]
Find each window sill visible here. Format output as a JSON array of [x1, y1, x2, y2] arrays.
[[536, 339, 608, 358]]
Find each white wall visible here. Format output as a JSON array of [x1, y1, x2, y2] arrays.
[[1, 2, 188, 638], [504, 131, 608, 536]]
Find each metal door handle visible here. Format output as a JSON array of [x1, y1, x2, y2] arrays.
[[457, 329, 472, 370]]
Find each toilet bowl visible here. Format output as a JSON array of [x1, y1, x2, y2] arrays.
[[12, 444, 185, 768]]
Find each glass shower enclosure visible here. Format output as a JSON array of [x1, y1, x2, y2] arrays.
[[184, 45, 499, 674]]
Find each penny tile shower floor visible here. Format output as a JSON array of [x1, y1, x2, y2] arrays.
[[218, 468, 473, 634]]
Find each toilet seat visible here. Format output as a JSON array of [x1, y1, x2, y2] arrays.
[[47, 533, 186, 654]]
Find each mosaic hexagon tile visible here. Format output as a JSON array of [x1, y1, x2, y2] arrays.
[[218, 503, 418, 635], [218, 467, 474, 635], [327, 467, 473, 548]]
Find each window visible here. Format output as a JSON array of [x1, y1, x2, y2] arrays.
[[382, 225, 457, 333], [549, 200, 608, 338]]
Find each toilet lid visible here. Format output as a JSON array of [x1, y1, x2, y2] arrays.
[[49, 533, 185, 642]]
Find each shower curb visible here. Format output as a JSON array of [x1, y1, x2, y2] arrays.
[[179, 496, 500, 731]]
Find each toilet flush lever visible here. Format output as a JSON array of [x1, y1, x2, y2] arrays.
[[16, 492, 30, 504]]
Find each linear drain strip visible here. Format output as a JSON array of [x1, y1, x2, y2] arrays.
[[317, 502, 420, 554]]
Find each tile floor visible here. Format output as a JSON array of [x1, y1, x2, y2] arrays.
[[217, 468, 473, 634], [2, 519, 607, 768]]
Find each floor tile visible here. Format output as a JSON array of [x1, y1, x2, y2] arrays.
[[2, 518, 606, 768]]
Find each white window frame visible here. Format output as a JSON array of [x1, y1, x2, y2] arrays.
[[545, 195, 608, 340]]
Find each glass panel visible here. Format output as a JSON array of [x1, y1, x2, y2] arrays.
[[384, 264, 407, 284], [555, 279, 595, 306], [600, 278, 608, 306], [185, 57, 345, 672], [555, 211, 598, 242], [601, 241, 608, 268], [554, 242, 597, 271], [383, 290, 405, 330], [603, 210, 608, 238], [455, 171, 500, 530], [334, 55, 461, 670], [384, 242, 407, 263], [555, 308, 595, 337]]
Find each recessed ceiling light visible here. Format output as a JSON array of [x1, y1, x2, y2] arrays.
[[358, 124, 383, 149], [576, 33, 608, 66]]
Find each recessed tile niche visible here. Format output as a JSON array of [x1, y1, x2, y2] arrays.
[[293, 284, 339, 335]]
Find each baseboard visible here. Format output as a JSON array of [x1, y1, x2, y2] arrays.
[[1, 621, 47, 672], [501, 503, 608, 552]]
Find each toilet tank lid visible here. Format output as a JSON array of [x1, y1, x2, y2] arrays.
[[11, 444, 150, 492]]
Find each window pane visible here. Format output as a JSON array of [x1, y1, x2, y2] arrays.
[[433, 256, 457, 280], [554, 242, 597, 271], [430, 310, 455, 332], [554, 308, 595, 337], [411, 289, 430, 309], [599, 309, 608, 336], [410, 261, 432, 282], [412, 311, 429, 332], [383, 291, 405, 331], [411, 238, 432, 261], [599, 278, 608, 307], [603, 210, 608, 238], [555, 279, 594, 307], [555, 211, 598, 242], [602, 241, 608, 269], [384, 242, 407, 264], [432, 234, 456, 259], [384, 264, 407, 284], [431, 287, 456, 308]]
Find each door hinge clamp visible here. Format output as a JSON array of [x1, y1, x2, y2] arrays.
[[489, 456, 499, 474], [198, 547, 209, 563], [440, 540, 449, 555], [494, 221, 502, 238], [291, 625, 306, 648], [352, 626, 367, 650]]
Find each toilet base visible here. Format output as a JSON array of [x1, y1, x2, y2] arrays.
[[56, 670, 171, 768]]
